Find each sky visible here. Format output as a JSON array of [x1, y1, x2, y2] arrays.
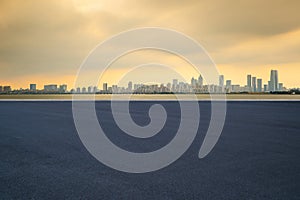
[[0, 0, 300, 89]]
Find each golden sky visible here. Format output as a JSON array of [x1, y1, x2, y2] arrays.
[[0, 0, 300, 89]]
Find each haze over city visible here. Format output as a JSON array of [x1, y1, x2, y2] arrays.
[[1, 1, 300, 199], [0, 0, 300, 89]]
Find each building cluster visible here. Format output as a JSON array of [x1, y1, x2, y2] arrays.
[[0, 84, 68, 94], [226, 69, 285, 93], [0, 70, 288, 94], [0, 86, 12, 93], [90, 69, 285, 94]]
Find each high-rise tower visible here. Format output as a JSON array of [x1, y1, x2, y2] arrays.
[[269, 70, 279, 91], [247, 74, 252, 91]]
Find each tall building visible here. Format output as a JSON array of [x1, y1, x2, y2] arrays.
[[30, 84, 37, 91], [226, 80, 232, 93], [269, 70, 279, 91], [247, 74, 252, 90], [191, 77, 196, 87], [128, 81, 133, 92], [252, 77, 257, 92], [198, 75, 203, 86], [103, 83, 108, 92], [76, 87, 81, 93], [219, 75, 224, 87], [0, 86, 2, 93], [268, 81, 271, 92], [172, 79, 178, 92], [257, 79, 262, 92], [274, 70, 279, 90]]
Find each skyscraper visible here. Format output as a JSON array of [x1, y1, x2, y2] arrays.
[[191, 77, 196, 87], [219, 75, 224, 93], [172, 79, 178, 92], [257, 79, 262, 92], [275, 70, 279, 91], [103, 83, 108, 92], [198, 75, 203, 86], [219, 75, 224, 87], [252, 77, 257, 92], [226, 80, 232, 93], [128, 81, 133, 92], [269, 70, 279, 91], [247, 74, 252, 90]]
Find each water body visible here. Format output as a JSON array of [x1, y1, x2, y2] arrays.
[[0, 101, 299, 199]]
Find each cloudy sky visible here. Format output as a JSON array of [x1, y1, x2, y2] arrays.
[[0, 0, 300, 89]]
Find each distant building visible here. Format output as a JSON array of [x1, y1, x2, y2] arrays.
[[88, 86, 92, 93], [128, 81, 133, 92], [226, 80, 231, 87], [226, 80, 231, 93], [166, 83, 171, 91], [232, 85, 241, 93], [112, 85, 118, 93], [191, 77, 196, 87], [264, 84, 268, 92], [93, 86, 98, 93], [82, 87, 87, 93], [103, 83, 108, 92], [0, 86, 3, 93], [219, 75, 224, 87], [247, 75, 252, 89], [59, 84, 67, 93], [172, 79, 178, 92], [198, 75, 203, 86], [76, 87, 81, 93], [30, 84, 37, 91], [278, 83, 283, 91], [257, 79, 262, 92], [3, 86, 11, 93], [108, 87, 112, 93], [252, 77, 257, 92], [269, 70, 279, 91], [44, 84, 57, 92]]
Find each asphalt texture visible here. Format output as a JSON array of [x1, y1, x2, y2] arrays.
[[0, 101, 299, 199]]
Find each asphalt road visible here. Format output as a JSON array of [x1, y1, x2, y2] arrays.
[[0, 101, 299, 199]]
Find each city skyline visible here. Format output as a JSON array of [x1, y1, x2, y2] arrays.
[[0, 69, 293, 94], [0, 1, 300, 89], [0, 66, 296, 90]]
